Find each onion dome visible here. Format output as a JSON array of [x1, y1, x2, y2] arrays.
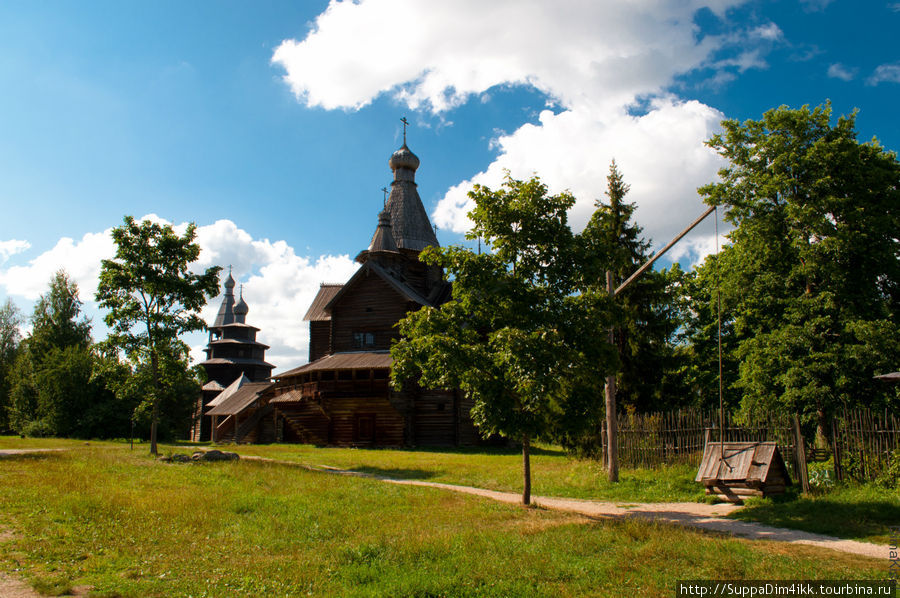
[[224, 271, 236, 290], [369, 208, 399, 252], [389, 144, 420, 172]]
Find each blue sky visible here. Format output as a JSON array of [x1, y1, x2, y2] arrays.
[[1, 0, 897, 369]]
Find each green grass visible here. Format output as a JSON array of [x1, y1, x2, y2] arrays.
[[0, 440, 886, 597], [728, 484, 900, 544], [227, 442, 708, 503]]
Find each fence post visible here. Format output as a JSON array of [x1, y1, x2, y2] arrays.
[[792, 415, 810, 494], [831, 417, 842, 482]]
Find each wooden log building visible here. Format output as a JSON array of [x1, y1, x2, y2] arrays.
[[198, 139, 480, 446]]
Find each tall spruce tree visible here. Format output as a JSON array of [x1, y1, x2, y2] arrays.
[[6, 271, 94, 436], [0, 299, 24, 432], [580, 161, 686, 412]]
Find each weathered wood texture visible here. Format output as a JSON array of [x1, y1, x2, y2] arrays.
[[308, 321, 331, 362], [330, 274, 411, 352], [832, 408, 899, 482]]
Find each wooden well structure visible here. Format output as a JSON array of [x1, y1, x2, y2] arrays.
[[696, 441, 792, 502]]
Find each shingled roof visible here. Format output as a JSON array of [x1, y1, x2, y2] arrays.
[[276, 351, 393, 379], [386, 143, 439, 252], [303, 283, 344, 321], [206, 381, 273, 416]]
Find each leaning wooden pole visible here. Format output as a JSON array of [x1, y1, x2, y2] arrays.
[[605, 270, 619, 483], [605, 204, 717, 482]]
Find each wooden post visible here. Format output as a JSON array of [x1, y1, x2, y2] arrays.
[[792, 415, 810, 494], [605, 270, 618, 483]]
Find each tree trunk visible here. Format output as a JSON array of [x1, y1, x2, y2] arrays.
[[149, 347, 161, 456], [605, 270, 619, 483], [815, 405, 829, 450], [522, 434, 531, 506]]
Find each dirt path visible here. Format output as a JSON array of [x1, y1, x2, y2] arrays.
[[240, 455, 888, 560]]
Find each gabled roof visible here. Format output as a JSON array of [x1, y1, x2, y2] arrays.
[[202, 380, 225, 392], [206, 381, 273, 416], [206, 373, 251, 408], [695, 441, 791, 485], [323, 260, 431, 315], [303, 283, 344, 322], [276, 351, 392, 379]]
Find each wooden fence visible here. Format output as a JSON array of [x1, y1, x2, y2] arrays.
[[832, 408, 900, 482], [600, 407, 899, 484]]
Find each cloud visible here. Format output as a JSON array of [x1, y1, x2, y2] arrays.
[[0, 217, 358, 370], [827, 63, 857, 81], [272, 0, 751, 114], [799, 0, 834, 11], [0, 240, 31, 264], [867, 62, 900, 85], [432, 98, 726, 247], [0, 232, 115, 301], [272, 0, 777, 262], [189, 219, 358, 369]]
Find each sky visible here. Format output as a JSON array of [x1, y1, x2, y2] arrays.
[[0, 0, 898, 371]]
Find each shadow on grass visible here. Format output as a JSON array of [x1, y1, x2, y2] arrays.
[[349, 466, 440, 480], [729, 490, 900, 542]]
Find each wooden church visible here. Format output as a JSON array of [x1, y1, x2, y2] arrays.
[[190, 272, 274, 442], [197, 137, 480, 447]]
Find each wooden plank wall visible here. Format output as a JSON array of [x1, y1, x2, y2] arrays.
[[322, 396, 405, 446], [308, 321, 331, 362], [330, 274, 411, 352]]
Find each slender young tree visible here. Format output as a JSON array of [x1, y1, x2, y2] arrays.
[[392, 175, 615, 504], [96, 216, 220, 455]]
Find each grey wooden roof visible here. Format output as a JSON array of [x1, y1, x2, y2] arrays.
[[206, 381, 273, 416], [303, 283, 344, 321], [875, 371, 900, 382], [322, 260, 432, 317], [276, 351, 392, 379], [212, 273, 236, 327], [695, 441, 791, 485], [386, 143, 439, 252]]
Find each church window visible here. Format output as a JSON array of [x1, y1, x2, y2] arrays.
[[352, 332, 376, 348]]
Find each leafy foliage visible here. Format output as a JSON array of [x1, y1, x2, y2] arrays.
[[392, 175, 616, 503], [687, 104, 900, 437], [96, 216, 220, 453], [5, 271, 98, 436], [0, 298, 24, 432]]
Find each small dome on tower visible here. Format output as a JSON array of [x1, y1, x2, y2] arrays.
[[234, 296, 249, 316], [389, 144, 420, 172], [224, 272, 236, 290]]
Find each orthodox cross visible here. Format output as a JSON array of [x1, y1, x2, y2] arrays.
[[381, 186, 389, 206], [400, 116, 409, 144]]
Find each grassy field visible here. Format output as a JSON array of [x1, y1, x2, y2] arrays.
[[226, 442, 707, 503], [0, 440, 890, 597]]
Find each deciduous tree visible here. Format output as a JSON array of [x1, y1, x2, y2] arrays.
[[96, 216, 220, 455], [392, 176, 615, 504], [693, 103, 899, 442]]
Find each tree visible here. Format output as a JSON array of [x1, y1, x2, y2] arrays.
[[96, 216, 220, 455], [0, 299, 24, 432], [695, 103, 899, 442], [6, 271, 93, 436], [579, 161, 687, 412], [392, 175, 615, 504]]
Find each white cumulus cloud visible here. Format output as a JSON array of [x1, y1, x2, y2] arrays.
[[867, 62, 900, 85], [272, 0, 774, 259], [0, 240, 31, 264], [0, 217, 357, 371], [827, 63, 856, 81]]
